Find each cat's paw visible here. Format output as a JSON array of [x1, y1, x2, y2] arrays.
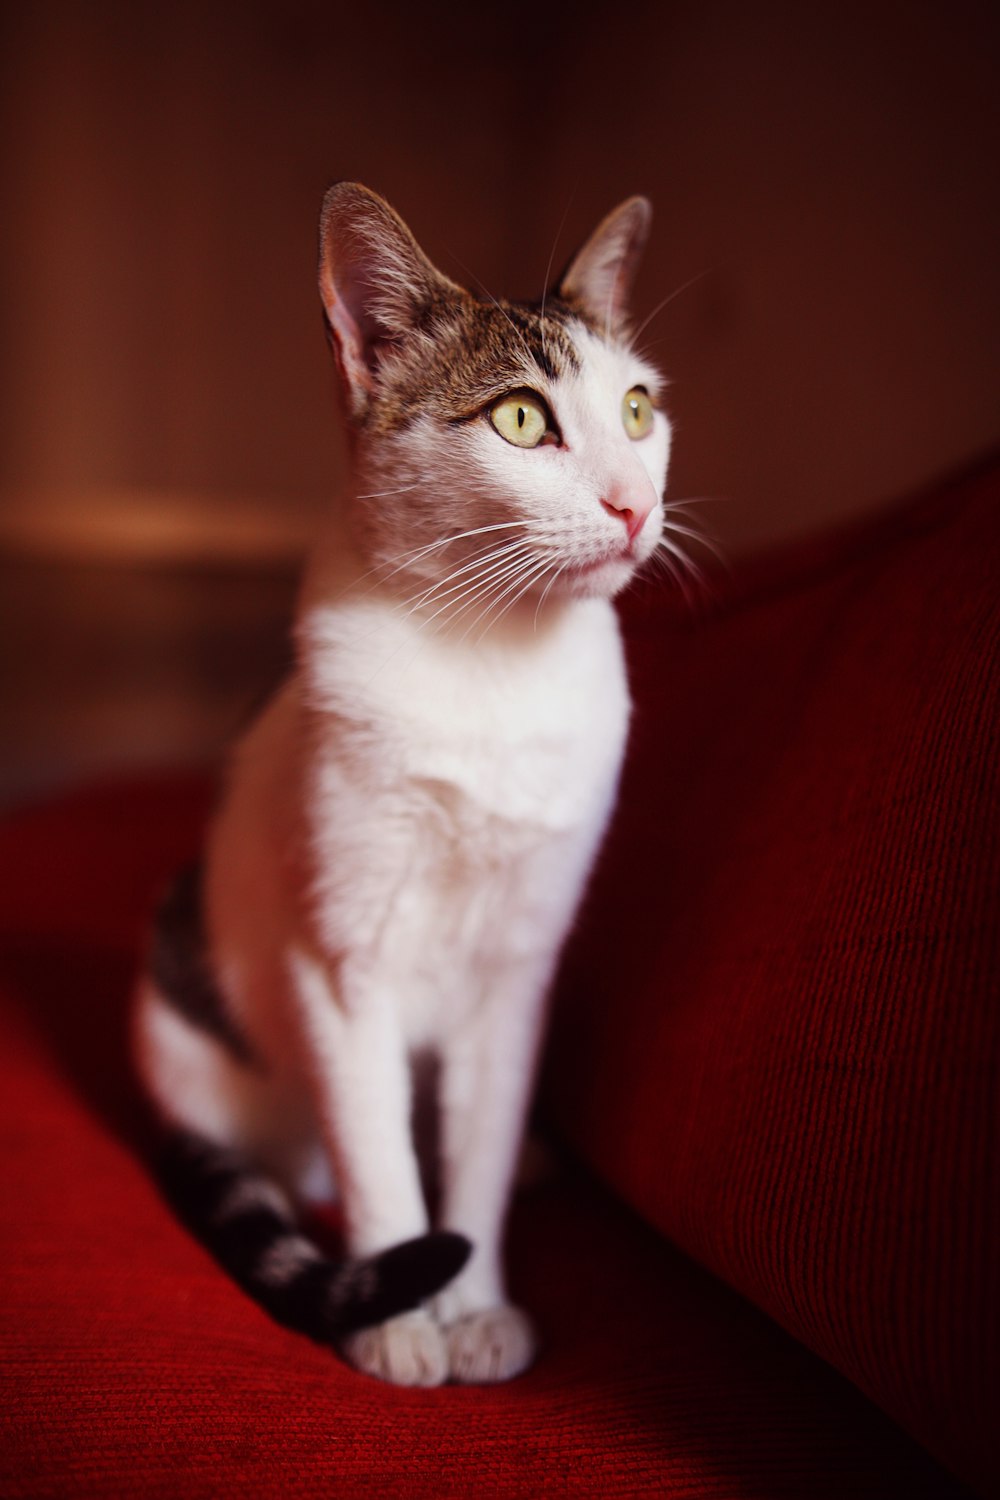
[[340, 1310, 449, 1387], [444, 1305, 538, 1384]]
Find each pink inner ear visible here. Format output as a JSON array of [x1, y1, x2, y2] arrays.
[[320, 266, 377, 418], [558, 198, 651, 333], [317, 186, 468, 423]]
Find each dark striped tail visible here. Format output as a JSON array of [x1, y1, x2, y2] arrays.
[[155, 1132, 471, 1341]]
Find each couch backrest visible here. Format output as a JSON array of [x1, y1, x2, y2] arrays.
[[545, 456, 1000, 1496]]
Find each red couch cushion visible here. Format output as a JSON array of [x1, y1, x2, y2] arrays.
[[0, 780, 971, 1496], [546, 457, 1000, 1496]]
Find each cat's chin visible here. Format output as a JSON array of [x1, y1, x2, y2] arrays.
[[559, 556, 640, 601]]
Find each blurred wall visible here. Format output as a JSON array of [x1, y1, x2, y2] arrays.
[[2, 0, 998, 561]]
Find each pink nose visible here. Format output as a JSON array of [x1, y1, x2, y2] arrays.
[[600, 490, 654, 544]]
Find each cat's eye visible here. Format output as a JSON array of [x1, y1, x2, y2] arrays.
[[489, 392, 553, 449], [622, 386, 654, 440]]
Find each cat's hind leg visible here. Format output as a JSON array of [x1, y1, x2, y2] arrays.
[[135, 977, 470, 1344], [133, 857, 471, 1359]]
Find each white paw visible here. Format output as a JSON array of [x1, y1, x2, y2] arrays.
[[340, 1310, 449, 1387], [444, 1305, 538, 1384]]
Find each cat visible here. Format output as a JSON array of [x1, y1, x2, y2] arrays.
[[133, 181, 672, 1386]]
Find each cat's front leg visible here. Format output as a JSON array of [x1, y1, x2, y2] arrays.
[[433, 964, 549, 1383], [288, 948, 449, 1386]]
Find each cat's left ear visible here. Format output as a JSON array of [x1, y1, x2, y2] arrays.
[[319, 182, 463, 422], [556, 196, 652, 335]]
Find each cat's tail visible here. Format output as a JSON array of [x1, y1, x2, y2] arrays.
[[155, 1130, 471, 1341]]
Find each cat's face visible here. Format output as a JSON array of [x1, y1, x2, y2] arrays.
[[319, 185, 671, 621]]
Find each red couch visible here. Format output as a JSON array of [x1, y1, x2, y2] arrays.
[[2, 458, 996, 1498]]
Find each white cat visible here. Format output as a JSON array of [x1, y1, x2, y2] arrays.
[[133, 183, 672, 1386]]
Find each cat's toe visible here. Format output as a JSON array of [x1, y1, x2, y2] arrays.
[[445, 1305, 538, 1384], [340, 1310, 449, 1387]]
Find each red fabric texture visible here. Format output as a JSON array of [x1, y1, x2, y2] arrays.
[[546, 456, 1000, 1496], [0, 782, 970, 1497], [1, 460, 995, 1496]]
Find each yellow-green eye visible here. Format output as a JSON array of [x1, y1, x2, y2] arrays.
[[622, 386, 654, 440], [489, 392, 550, 448]]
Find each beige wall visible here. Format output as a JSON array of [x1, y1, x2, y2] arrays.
[[3, 0, 998, 561]]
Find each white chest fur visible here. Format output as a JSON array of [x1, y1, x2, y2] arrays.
[[302, 583, 629, 816], [282, 585, 629, 1039]]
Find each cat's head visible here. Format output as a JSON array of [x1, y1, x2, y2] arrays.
[[318, 183, 670, 616]]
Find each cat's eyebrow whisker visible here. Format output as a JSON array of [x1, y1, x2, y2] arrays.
[[631, 270, 712, 345], [448, 250, 539, 371], [539, 196, 574, 363], [603, 263, 626, 346]]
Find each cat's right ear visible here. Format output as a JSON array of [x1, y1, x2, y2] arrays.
[[319, 183, 461, 422], [556, 196, 652, 337]]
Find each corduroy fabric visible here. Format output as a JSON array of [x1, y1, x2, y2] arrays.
[[1, 459, 995, 1496], [0, 775, 971, 1497], [546, 456, 999, 1497]]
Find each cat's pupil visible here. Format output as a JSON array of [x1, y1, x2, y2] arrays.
[[518, 407, 525, 428]]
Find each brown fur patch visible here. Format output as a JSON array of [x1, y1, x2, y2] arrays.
[[366, 295, 586, 436]]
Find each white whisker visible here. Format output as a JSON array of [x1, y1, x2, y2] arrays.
[[663, 519, 727, 568], [408, 546, 540, 633], [631, 270, 712, 345], [402, 542, 536, 622], [658, 533, 705, 582], [533, 560, 568, 629], [648, 542, 695, 604], [452, 556, 547, 646], [469, 556, 555, 646], [354, 481, 425, 502], [360, 555, 530, 685], [370, 521, 530, 589], [539, 195, 574, 364], [664, 495, 724, 511], [604, 266, 623, 346], [447, 251, 539, 370], [401, 540, 532, 613]]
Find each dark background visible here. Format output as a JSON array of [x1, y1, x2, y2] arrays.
[[2, 0, 998, 805]]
